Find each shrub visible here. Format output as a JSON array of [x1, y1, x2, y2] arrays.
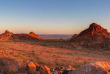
[[0, 60, 5, 66], [84, 60, 88, 64]]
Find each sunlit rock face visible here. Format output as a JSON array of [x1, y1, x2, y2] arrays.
[[29, 32, 44, 40]]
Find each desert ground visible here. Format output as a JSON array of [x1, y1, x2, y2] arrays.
[[0, 39, 110, 69]]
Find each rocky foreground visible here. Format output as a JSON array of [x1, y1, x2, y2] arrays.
[[0, 40, 109, 74], [0, 61, 110, 74]]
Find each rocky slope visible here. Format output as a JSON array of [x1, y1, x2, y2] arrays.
[[70, 23, 110, 50], [29, 32, 44, 40]]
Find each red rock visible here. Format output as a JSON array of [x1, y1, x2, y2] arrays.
[[66, 66, 76, 70], [44, 65, 52, 74], [78, 23, 110, 37], [29, 32, 44, 40], [38, 65, 47, 74], [0, 30, 13, 40], [26, 62, 36, 74], [0, 30, 44, 41], [38, 65, 52, 74], [70, 23, 110, 50]]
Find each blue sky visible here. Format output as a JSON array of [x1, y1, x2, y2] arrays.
[[0, 0, 110, 34]]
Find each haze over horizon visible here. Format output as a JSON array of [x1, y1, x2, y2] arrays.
[[0, 0, 110, 34]]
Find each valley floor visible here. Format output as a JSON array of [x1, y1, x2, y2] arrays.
[[0, 41, 110, 68]]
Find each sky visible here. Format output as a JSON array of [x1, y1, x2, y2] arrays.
[[0, 0, 110, 34]]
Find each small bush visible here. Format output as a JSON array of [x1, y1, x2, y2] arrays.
[[31, 57, 36, 63], [73, 63, 80, 68], [39, 59, 47, 65], [84, 60, 88, 64]]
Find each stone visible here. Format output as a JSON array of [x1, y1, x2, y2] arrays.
[[38, 65, 47, 74], [38, 65, 52, 74], [26, 62, 36, 74], [62, 69, 72, 74], [44, 65, 52, 74], [3, 63, 18, 74], [52, 71, 58, 74], [68, 61, 110, 74]]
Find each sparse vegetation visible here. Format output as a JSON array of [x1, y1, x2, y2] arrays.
[[76, 56, 81, 60], [55, 61, 59, 65], [73, 63, 81, 68], [84, 60, 88, 64], [31, 57, 36, 63], [0, 59, 5, 66], [36, 56, 40, 60], [32, 50, 35, 56], [38, 59, 47, 65], [0, 36, 109, 73]]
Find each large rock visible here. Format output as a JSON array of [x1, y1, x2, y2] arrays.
[[68, 61, 110, 74], [26, 62, 36, 74], [62, 69, 72, 74], [52, 71, 58, 74], [3, 63, 18, 74], [38, 65, 52, 74], [38, 65, 47, 74], [44, 65, 52, 74]]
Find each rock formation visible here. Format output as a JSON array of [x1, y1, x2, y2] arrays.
[[68, 61, 110, 74], [29, 32, 44, 40], [70, 23, 110, 50], [0, 30, 44, 41], [0, 30, 13, 40], [78, 23, 110, 37], [1, 60, 109, 74]]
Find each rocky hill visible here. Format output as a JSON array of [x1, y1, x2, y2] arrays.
[[77, 23, 110, 38], [0, 30, 13, 40], [70, 23, 110, 50], [0, 30, 44, 41], [29, 32, 44, 40]]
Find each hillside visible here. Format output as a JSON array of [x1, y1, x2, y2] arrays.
[[70, 23, 110, 50], [0, 30, 44, 41]]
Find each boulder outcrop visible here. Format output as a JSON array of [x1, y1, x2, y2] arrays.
[[69, 61, 110, 74]]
